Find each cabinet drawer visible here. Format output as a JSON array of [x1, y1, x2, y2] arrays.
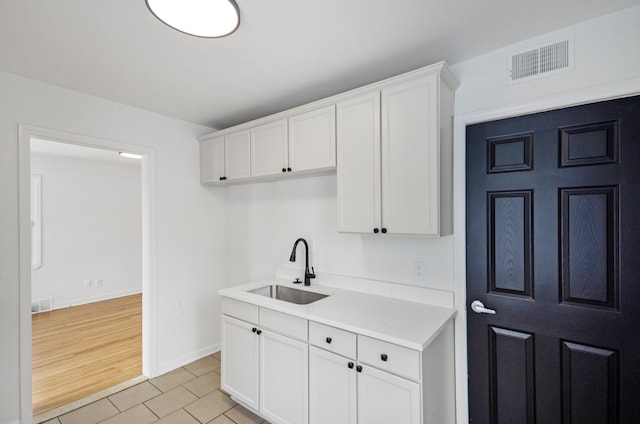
[[221, 297, 258, 324], [309, 321, 357, 359], [259, 307, 308, 341], [358, 335, 420, 381]]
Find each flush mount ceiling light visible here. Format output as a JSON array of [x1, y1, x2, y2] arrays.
[[145, 0, 240, 38]]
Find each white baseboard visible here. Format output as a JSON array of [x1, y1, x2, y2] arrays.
[[156, 343, 221, 377], [45, 289, 142, 311]]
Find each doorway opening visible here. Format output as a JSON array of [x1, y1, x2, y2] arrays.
[[18, 126, 158, 422]]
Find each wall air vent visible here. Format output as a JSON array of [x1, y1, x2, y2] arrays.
[[509, 39, 573, 84]]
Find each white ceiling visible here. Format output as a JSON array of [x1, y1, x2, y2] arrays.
[[1, 0, 638, 129]]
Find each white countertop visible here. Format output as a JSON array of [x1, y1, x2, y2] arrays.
[[219, 278, 456, 351]]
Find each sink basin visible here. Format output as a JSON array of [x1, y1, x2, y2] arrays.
[[248, 285, 328, 305]]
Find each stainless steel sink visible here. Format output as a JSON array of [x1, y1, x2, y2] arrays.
[[248, 285, 328, 305]]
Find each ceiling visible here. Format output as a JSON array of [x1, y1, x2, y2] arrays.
[[1, 0, 638, 130]]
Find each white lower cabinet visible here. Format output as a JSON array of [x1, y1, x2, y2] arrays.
[[221, 315, 259, 410], [308, 326, 422, 424], [221, 302, 308, 424], [222, 298, 454, 424], [309, 346, 357, 424], [357, 365, 421, 424], [260, 329, 309, 424]]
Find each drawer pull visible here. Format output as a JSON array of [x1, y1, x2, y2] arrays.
[[326, 337, 332, 344], [252, 327, 257, 333], [356, 365, 363, 373], [256, 329, 262, 335], [380, 354, 388, 362], [348, 362, 354, 369]]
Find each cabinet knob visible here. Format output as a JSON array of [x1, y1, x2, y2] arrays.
[[282, 168, 287, 173], [356, 365, 363, 373], [380, 354, 388, 362], [219, 176, 223, 181], [381, 228, 387, 234], [326, 337, 332, 344], [256, 329, 262, 335], [348, 362, 354, 369], [287, 167, 292, 172], [373, 228, 379, 234], [252, 327, 257, 333]]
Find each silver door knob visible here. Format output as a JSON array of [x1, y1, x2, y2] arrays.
[[471, 300, 496, 314]]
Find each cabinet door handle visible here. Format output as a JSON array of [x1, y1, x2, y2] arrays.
[[356, 365, 363, 373], [326, 337, 332, 344], [348, 362, 354, 369], [282, 168, 286, 173], [380, 354, 388, 362], [219, 176, 223, 181], [381, 228, 387, 234], [287, 167, 292, 172], [252, 327, 257, 333], [373, 228, 379, 234], [256, 329, 262, 335]]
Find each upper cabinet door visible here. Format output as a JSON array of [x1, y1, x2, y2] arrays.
[[381, 75, 440, 235], [225, 129, 251, 180], [251, 119, 288, 177], [200, 136, 225, 183], [336, 93, 382, 233], [288, 105, 336, 173]]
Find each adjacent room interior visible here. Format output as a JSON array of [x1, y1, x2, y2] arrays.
[[29, 139, 143, 416]]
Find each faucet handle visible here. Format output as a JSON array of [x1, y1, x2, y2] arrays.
[[308, 267, 316, 278]]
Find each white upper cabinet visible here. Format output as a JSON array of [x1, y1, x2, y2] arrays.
[[289, 105, 336, 172], [199, 130, 250, 183], [225, 130, 251, 180], [200, 136, 225, 183], [198, 61, 456, 208], [381, 75, 440, 235], [251, 118, 289, 177], [336, 93, 381, 233], [336, 64, 456, 236]]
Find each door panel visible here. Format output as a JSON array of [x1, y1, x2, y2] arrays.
[[488, 327, 535, 423], [561, 341, 619, 424], [466, 95, 640, 423]]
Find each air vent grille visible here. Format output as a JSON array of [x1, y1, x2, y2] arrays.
[[509, 39, 571, 83]]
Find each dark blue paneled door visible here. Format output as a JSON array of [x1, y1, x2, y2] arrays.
[[466, 95, 640, 423]]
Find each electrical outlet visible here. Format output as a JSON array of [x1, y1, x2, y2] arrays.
[[84, 279, 92, 288], [95, 279, 103, 288]]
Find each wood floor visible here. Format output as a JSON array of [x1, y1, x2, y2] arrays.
[[32, 294, 142, 416]]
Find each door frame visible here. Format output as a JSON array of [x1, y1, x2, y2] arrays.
[[18, 125, 159, 421], [452, 78, 640, 423]]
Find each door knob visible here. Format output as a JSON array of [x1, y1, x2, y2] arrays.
[[471, 300, 496, 315]]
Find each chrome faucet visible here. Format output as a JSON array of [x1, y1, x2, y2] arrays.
[[289, 238, 315, 286]]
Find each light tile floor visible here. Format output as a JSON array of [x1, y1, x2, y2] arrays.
[[44, 352, 270, 424]]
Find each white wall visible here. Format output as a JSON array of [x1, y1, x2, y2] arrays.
[[451, 6, 640, 116], [225, 175, 454, 291], [30, 154, 142, 309], [0, 71, 225, 424]]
